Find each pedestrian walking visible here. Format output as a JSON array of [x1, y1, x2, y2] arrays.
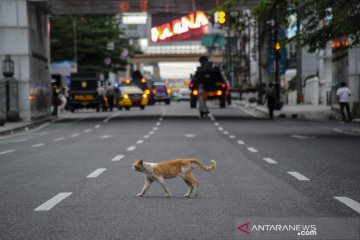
[[265, 83, 276, 120], [106, 83, 115, 112], [58, 87, 67, 113], [336, 82, 352, 122], [198, 84, 209, 117]]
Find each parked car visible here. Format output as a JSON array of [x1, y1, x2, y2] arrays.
[[150, 82, 171, 105], [118, 85, 148, 110], [175, 87, 191, 101]]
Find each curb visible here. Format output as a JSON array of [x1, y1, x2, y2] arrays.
[[0, 116, 56, 137]]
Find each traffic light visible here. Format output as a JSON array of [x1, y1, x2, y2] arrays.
[[274, 42, 281, 51], [215, 10, 227, 25]]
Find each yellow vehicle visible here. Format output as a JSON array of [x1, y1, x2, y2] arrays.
[[118, 85, 148, 110]]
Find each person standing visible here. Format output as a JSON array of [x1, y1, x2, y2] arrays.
[[265, 83, 276, 120], [52, 85, 60, 116], [106, 83, 115, 112], [336, 82, 352, 122], [97, 83, 106, 111]]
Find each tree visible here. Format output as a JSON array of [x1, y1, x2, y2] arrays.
[[216, 0, 360, 52], [50, 15, 132, 73]]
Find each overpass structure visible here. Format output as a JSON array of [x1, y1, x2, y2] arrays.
[[0, 0, 257, 121]]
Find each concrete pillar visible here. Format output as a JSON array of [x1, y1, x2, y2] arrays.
[[0, 0, 51, 121]]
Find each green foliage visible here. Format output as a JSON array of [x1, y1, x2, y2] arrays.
[[217, 0, 360, 52], [50, 15, 132, 73]]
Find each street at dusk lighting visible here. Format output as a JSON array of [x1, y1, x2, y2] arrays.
[[2, 55, 14, 78]]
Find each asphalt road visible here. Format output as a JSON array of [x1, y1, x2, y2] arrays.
[[0, 101, 359, 240]]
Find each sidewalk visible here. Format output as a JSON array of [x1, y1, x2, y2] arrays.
[[0, 116, 56, 137], [233, 100, 360, 122]]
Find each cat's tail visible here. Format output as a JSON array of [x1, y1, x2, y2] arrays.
[[190, 159, 216, 171]]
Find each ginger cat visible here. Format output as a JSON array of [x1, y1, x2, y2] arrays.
[[132, 158, 216, 198]]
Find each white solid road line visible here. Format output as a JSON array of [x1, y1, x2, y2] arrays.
[[237, 140, 245, 145], [127, 146, 136, 151], [137, 140, 144, 144], [334, 197, 360, 214], [54, 137, 65, 142], [87, 168, 107, 178], [287, 171, 310, 181], [0, 149, 16, 155], [247, 147, 258, 153], [263, 158, 278, 164], [34, 192, 72, 211], [112, 155, 125, 161], [32, 143, 45, 148]]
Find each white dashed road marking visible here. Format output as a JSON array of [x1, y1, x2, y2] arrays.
[[127, 146, 136, 151], [263, 158, 278, 164], [218, 127, 223, 131], [149, 131, 154, 135], [185, 134, 196, 138], [95, 124, 101, 129], [34, 192, 72, 211], [112, 155, 125, 161], [54, 138, 65, 142], [287, 171, 310, 181], [84, 129, 92, 133], [156, 122, 161, 126], [11, 138, 29, 143], [71, 133, 80, 138], [87, 168, 107, 178], [291, 135, 315, 140], [32, 143, 45, 148], [237, 140, 245, 145], [223, 131, 229, 135], [247, 147, 258, 153], [137, 140, 144, 144], [153, 127, 158, 131], [229, 135, 235, 139], [100, 135, 112, 139], [0, 149, 16, 155], [144, 135, 149, 138], [334, 197, 360, 214]]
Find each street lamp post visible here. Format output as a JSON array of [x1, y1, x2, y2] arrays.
[[2, 55, 20, 122]]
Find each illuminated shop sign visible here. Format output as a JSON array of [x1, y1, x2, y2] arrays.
[[151, 11, 209, 43]]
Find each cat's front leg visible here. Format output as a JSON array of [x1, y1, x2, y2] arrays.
[[137, 177, 153, 197]]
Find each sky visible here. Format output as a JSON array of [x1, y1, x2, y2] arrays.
[[159, 62, 199, 79]]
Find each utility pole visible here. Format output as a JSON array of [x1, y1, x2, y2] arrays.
[[273, 4, 281, 109], [296, 8, 303, 104]]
